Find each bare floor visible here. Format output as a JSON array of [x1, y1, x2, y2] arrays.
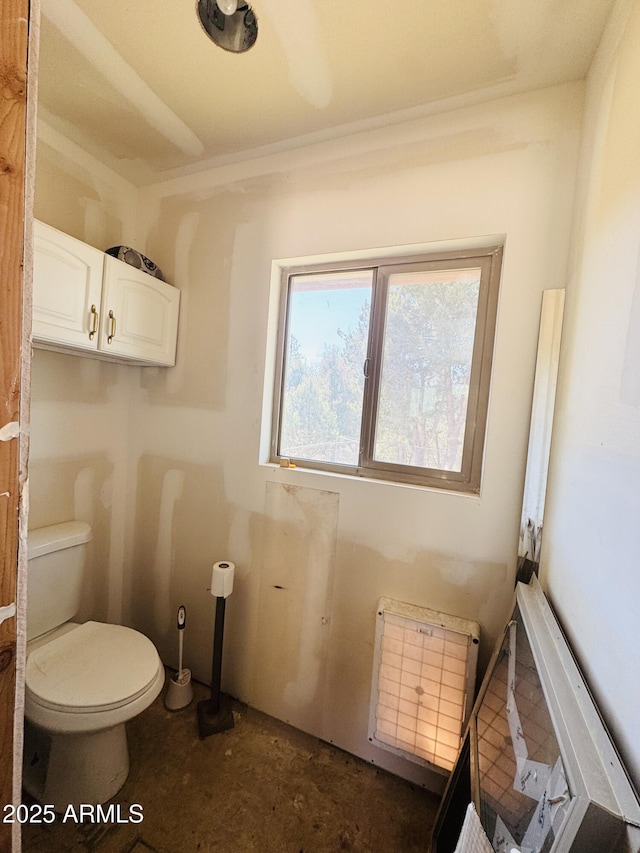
[[22, 672, 440, 853]]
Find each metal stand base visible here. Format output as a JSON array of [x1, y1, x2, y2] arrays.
[[198, 595, 235, 739], [197, 693, 235, 739]]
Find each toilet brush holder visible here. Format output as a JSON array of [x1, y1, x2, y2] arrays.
[[165, 667, 193, 711], [165, 605, 193, 711]]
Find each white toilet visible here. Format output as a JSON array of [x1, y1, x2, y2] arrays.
[[23, 521, 165, 810]]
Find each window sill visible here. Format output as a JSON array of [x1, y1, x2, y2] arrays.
[[259, 460, 481, 498]]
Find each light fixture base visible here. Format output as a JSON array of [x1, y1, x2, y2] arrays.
[[197, 0, 258, 53]]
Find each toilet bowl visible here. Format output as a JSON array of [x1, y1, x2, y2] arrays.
[[23, 522, 165, 810]]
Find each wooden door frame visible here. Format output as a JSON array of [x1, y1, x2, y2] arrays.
[[1, 0, 36, 850]]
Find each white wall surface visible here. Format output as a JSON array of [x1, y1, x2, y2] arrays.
[[30, 141, 139, 625], [28, 352, 138, 624], [541, 0, 640, 789], [31, 81, 584, 790], [129, 82, 583, 788]]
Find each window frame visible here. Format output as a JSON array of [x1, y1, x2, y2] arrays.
[[270, 245, 503, 493]]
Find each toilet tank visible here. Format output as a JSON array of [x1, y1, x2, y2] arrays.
[[27, 521, 92, 642]]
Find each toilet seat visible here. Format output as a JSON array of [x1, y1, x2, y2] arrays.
[[26, 621, 162, 714]]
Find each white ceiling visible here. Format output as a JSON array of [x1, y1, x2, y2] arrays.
[[37, 0, 616, 186]]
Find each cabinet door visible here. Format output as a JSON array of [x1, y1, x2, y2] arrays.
[[99, 255, 180, 365], [32, 221, 103, 351]]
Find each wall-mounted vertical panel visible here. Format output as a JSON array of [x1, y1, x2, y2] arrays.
[[252, 483, 338, 735], [517, 288, 565, 582]]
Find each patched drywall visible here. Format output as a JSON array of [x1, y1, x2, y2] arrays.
[[29, 346, 119, 405], [28, 454, 113, 623], [126, 83, 583, 786], [128, 453, 263, 702], [130, 454, 231, 666], [30, 81, 585, 789], [252, 483, 339, 731], [138, 196, 239, 410], [28, 347, 137, 623], [36, 0, 612, 177], [35, 136, 137, 247]]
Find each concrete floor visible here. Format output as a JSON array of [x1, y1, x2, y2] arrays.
[[22, 671, 440, 853]]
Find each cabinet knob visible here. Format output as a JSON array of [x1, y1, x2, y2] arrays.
[[88, 304, 99, 340], [107, 309, 116, 344]]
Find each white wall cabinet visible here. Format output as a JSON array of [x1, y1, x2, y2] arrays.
[[33, 221, 180, 366]]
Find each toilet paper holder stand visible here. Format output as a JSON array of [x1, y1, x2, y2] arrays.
[[198, 562, 235, 738]]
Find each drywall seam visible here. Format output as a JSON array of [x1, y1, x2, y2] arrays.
[[37, 118, 138, 221], [260, 0, 332, 109], [139, 81, 583, 202], [42, 0, 204, 158], [588, 0, 635, 88]]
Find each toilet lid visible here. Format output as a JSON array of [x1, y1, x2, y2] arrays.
[[26, 621, 161, 713]]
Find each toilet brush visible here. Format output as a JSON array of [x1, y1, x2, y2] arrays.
[[164, 605, 194, 711]]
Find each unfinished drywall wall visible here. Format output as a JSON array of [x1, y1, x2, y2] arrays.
[[28, 454, 113, 622], [30, 78, 585, 790], [124, 82, 584, 787], [541, 0, 640, 789], [30, 146, 139, 625], [252, 483, 339, 732], [130, 454, 231, 667], [35, 129, 138, 245], [28, 349, 137, 624]]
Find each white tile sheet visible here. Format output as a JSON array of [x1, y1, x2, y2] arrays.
[[454, 802, 494, 853]]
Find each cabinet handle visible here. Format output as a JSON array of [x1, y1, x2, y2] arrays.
[[107, 309, 116, 344], [88, 304, 99, 340]]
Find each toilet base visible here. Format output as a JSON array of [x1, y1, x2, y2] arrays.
[[23, 719, 130, 812]]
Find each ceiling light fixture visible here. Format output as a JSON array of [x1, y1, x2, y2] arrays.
[[197, 0, 258, 53]]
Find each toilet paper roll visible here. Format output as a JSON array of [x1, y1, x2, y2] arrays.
[[211, 561, 235, 598]]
